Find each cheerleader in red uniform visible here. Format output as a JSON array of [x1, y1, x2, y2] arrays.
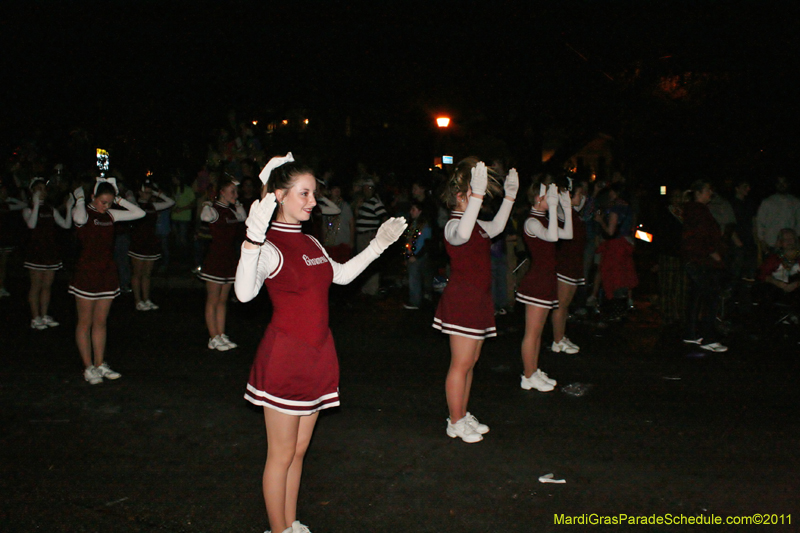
[[517, 179, 572, 392], [433, 159, 517, 443], [129, 178, 175, 311], [551, 177, 588, 354], [0, 178, 27, 298], [70, 178, 145, 385], [198, 176, 246, 351], [23, 177, 74, 329], [235, 153, 406, 533]]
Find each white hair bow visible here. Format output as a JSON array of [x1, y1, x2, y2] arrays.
[[94, 177, 119, 195], [258, 152, 294, 185]]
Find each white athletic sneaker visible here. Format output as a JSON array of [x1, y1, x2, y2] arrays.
[[552, 337, 579, 354], [41, 315, 60, 327], [535, 368, 557, 386], [464, 412, 490, 434], [96, 362, 121, 380], [31, 317, 48, 330], [700, 342, 728, 353], [136, 301, 149, 311], [292, 521, 312, 533], [219, 334, 237, 349], [521, 372, 555, 392], [208, 335, 231, 351], [446, 416, 483, 443], [144, 300, 159, 310], [84, 366, 102, 385]]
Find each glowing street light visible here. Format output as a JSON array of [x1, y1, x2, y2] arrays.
[[436, 116, 450, 128]]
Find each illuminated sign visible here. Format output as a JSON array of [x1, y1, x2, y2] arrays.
[[442, 155, 453, 165]]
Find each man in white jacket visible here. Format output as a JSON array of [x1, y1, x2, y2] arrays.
[[756, 175, 800, 253]]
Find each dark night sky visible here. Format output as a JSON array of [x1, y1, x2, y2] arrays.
[[3, 1, 800, 175]]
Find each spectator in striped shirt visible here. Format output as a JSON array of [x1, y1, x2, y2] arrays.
[[354, 178, 387, 295]]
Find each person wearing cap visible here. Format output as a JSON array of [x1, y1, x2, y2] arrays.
[[23, 177, 75, 329], [235, 154, 407, 533], [70, 178, 145, 385], [129, 178, 175, 311], [198, 174, 247, 351]]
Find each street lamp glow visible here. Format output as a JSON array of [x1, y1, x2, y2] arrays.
[[436, 117, 450, 128]]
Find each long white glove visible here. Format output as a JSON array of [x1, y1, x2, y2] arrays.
[[546, 183, 559, 207], [73, 186, 85, 201], [559, 189, 571, 209], [504, 168, 519, 200], [246, 193, 277, 244], [368, 217, 408, 254], [469, 161, 488, 197]]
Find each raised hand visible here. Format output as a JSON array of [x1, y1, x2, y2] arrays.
[[370, 217, 408, 254], [504, 168, 519, 200], [245, 193, 277, 244], [469, 162, 488, 197]]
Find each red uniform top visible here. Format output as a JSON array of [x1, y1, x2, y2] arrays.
[[556, 211, 586, 285], [24, 204, 62, 270], [69, 205, 120, 299], [198, 201, 245, 283], [245, 222, 340, 415], [433, 211, 496, 339], [128, 200, 161, 260], [517, 209, 558, 308]]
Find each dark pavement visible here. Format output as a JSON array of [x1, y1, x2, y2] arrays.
[[1, 267, 799, 532]]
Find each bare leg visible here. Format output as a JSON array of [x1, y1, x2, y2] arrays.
[[205, 281, 222, 338], [40, 270, 55, 317], [552, 281, 577, 342], [29, 270, 44, 318], [91, 298, 113, 367], [216, 283, 231, 334], [131, 258, 144, 304], [263, 408, 319, 533], [445, 335, 483, 421], [141, 260, 155, 302], [522, 305, 550, 378], [75, 297, 96, 368]]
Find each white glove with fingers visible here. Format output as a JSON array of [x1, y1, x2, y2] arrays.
[[469, 162, 488, 197], [369, 217, 408, 254], [504, 168, 519, 200], [245, 193, 277, 244], [73, 186, 85, 200], [559, 189, 571, 208], [546, 183, 559, 205]]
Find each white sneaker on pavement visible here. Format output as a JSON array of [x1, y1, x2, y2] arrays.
[[208, 335, 231, 351], [31, 317, 47, 330], [700, 342, 728, 353], [464, 412, 489, 434], [521, 372, 555, 392], [84, 366, 102, 385], [136, 301, 149, 311], [219, 334, 237, 349], [552, 337, 579, 354], [292, 520, 312, 533], [145, 300, 159, 310], [535, 368, 557, 386], [96, 362, 121, 380], [446, 416, 483, 443], [41, 315, 60, 327]]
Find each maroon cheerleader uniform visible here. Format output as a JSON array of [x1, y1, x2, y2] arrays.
[[198, 201, 244, 284], [128, 200, 161, 261], [245, 221, 340, 415], [69, 205, 120, 300], [556, 211, 586, 286], [433, 211, 496, 339], [24, 205, 62, 270], [516, 209, 558, 309]]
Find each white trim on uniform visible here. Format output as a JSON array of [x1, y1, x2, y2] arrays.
[[432, 317, 497, 340], [556, 273, 585, 286], [244, 384, 340, 416], [515, 292, 559, 309], [68, 286, 120, 300]]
